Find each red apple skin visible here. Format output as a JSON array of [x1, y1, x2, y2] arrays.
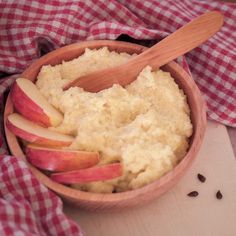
[[11, 81, 51, 127], [25, 145, 99, 172], [50, 163, 123, 184], [6, 117, 73, 147]]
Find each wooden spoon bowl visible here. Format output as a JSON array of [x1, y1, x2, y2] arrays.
[[4, 40, 206, 211]]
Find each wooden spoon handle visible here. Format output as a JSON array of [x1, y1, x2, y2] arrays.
[[63, 11, 223, 92], [126, 11, 223, 70]]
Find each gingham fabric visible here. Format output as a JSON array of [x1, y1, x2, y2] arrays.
[[0, 0, 236, 126], [0, 155, 83, 236], [0, 0, 235, 235]]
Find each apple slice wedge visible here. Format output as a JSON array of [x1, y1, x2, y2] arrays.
[[6, 113, 74, 147], [11, 78, 63, 127], [26, 144, 100, 172], [51, 163, 123, 184]]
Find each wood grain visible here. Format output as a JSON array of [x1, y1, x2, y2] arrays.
[[4, 40, 206, 211], [63, 11, 223, 92]]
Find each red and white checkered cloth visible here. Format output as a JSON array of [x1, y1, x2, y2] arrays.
[[0, 155, 83, 236], [0, 0, 235, 235]]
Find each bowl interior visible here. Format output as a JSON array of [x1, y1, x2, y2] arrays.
[[4, 40, 206, 211]]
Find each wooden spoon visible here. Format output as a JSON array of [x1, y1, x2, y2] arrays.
[[63, 11, 223, 92]]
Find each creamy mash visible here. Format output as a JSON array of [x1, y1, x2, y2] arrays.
[[36, 47, 193, 193]]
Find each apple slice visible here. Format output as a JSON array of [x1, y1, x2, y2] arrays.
[[51, 163, 122, 184], [26, 144, 100, 172], [6, 113, 73, 147], [11, 78, 63, 127]]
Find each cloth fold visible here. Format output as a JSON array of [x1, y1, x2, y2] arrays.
[[0, 0, 235, 126], [0, 155, 83, 236], [0, 0, 235, 235]]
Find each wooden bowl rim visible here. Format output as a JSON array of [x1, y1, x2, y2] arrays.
[[4, 40, 206, 205]]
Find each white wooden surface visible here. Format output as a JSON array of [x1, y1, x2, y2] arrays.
[[64, 120, 236, 236]]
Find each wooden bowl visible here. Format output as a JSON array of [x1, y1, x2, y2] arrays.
[[4, 40, 206, 211]]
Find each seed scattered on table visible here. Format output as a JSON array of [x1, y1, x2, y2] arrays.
[[216, 190, 223, 200], [187, 191, 199, 197], [197, 173, 206, 183]]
